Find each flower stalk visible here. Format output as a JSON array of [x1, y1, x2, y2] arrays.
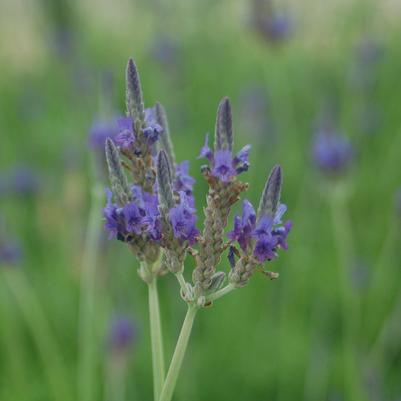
[[159, 305, 198, 401], [148, 275, 165, 401]]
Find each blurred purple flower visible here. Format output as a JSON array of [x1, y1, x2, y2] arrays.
[[251, 0, 293, 45], [88, 117, 121, 151], [313, 127, 354, 176], [0, 166, 40, 198], [108, 315, 137, 353], [149, 37, 180, 69], [0, 241, 22, 266]]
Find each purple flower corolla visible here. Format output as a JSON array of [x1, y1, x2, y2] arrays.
[[313, 131, 354, 175], [115, 117, 136, 150], [174, 161, 195, 196], [228, 200, 291, 263], [115, 107, 163, 150], [169, 192, 199, 245], [108, 315, 137, 353], [103, 189, 127, 240], [103, 187, 161, 242], [143, 107, 163, 144], [123, 203, 144, 235], [212, 150, 237, 182], [227, 200, 256, 251], [198, 134, 251, 182], [252, 212, 291, 262], [198, 134, 213, 161]]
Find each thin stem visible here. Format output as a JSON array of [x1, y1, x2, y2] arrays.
[[2, 269, 70, 401], [78, 183, 104, 401], [207, 283, 235, 302], [148, 278, 165, 401], [368, 285, 401, 367], [105, 357, 128, 401], [329, 188, 367, 401], [175, 272, 187, 294], [159, 306, 197, 401]]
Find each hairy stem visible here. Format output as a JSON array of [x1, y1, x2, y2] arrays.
[[2, 269, 70, 401], [207, 283, 235, 302], [159, 306, 197, 401], [148, 278, 165, 401], [78, 183, 104, 401], [175, 271, 189, 298]]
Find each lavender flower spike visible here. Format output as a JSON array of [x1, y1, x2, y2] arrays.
[[156, 102, 176, 169], [215, 97, 233, 151], [126, 58, 145, 122], [105, 138, 131, 205], [257, 164, 282, 218], [156, 150, 175, 209]]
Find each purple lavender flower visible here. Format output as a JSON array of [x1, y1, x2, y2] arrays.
[[262, 14, 292, 43], [313, 130, 354, 175], [227, 199, 256, 251], [123, 203, 144, 235], [212, 150, 237, 182], [143, 107, 163, 144], [169, 192, 199, 245], [88, 117, 120, 150], [103, 186, 161, 242], [115, 108, 162, 150], [115, 117, 135, 151], [251, 0, 292, 45], [0, 239, 23, 266], [252, 215, 291, 262], [228, 199, 291, 263], [108, 315, 137, 353], [174, 161, 195, 196], [198, 134, 213, 161], [0, 166, 40, 198], [103, 190, 127, 240], [198, 135, 251, 182]]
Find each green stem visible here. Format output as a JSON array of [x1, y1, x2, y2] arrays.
[[159, 306, 197, 401], [329, 188, 367, 401], [78, 183, 104, 401], [207, 283, 235, 302], [2, 269, 70, 401], [175, 272, 188, 294], [368, 285, 401, 368], [148, 278, 166, 401]]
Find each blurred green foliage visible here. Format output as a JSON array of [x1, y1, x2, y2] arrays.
[[1, 0, 401, 400]]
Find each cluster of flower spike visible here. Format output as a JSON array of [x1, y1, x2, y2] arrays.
[[103, 58, 291, 303]]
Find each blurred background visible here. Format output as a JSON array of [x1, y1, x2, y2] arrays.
[[1, 0, 401, 400]]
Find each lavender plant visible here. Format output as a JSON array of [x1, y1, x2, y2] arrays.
[[102, 58, 292, 401]]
